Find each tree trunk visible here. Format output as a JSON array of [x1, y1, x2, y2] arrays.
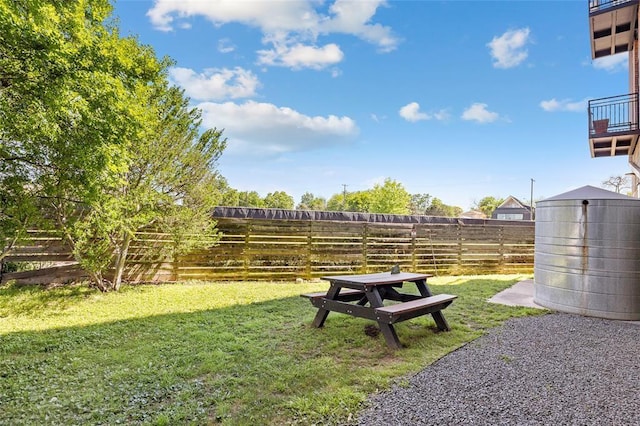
[[112, 232, 132, 291]]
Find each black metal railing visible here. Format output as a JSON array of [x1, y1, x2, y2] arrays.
[[588, 93, 639, 135], [589, 0, 638, 14]]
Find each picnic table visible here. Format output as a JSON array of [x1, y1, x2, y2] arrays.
[[302, 272, 457, 349]]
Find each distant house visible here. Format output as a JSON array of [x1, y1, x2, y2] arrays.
[[460, 210, 487, 219], [492, 196, 532, 220]]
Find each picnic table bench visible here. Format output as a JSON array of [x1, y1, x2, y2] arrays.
[[301, 272, 457, 349]]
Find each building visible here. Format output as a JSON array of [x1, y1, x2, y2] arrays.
[[588, 0, 640, 195], [491, 196, 532, 220], [459, 210, 487, 219]]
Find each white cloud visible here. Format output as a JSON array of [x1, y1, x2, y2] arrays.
[[198, 101, 359, 156], [169, 67, 260, 101], [399, 102, 449, 122], [147, 0, 399, 70], [321, 0, 398, 53], [217, 38, 235, 53], [487, 28, 531, 69], [399, 102, 428, 122], [147, 0, 311, 32], [593, 53, 628, 72], [257, 42, 344, 70], [540, 98, 587, 112], [461, 103, 500, 123]]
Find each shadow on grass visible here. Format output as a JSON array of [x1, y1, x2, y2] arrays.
[[0, 276, 543, 425], [0, 282, 92, 317]]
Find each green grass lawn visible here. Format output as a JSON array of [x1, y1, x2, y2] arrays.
[[0, 274, 544, 425]]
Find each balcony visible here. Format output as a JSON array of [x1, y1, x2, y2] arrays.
[[589, 93, 640, 157], [589, 0, 638, 59]]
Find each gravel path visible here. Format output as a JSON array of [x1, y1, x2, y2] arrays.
[[357, 313, 640, 425]]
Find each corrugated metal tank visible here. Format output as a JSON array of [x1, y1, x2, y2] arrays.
[[534, 185, 640, 320]]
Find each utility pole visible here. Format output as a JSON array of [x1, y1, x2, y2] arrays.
[[530, 178, 535, 221]]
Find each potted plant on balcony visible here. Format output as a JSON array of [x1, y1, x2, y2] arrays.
[[593, 118, 609, 134]]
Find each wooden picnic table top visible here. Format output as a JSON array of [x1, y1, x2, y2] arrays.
[[309, 271, 453, 349], [320, 272, 433, 287]]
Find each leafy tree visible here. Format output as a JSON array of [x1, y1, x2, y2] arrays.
[[472, 196, 504, 218], [237, 191, 265, 208], [409, 193, 432, 215], [344, 191, 372, 212], [214, 177, 240, 206], [1, 0, 142, 260], [0, 152, 38, 260], [69, 82, 226, 291], [297, 192, 327, 210], [424, 198, 462, 217], [0, 0, 226, 291], [369, 178, 411, 214], [264, 191, 294, 209], [326, 193, 346, 211], [326, 191, 370, 212]]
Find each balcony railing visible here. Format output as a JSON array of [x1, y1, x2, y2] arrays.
[[589, 0, 638, 14], [589, 93, 639, 136]]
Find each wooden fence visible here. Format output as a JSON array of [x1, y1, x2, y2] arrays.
[[1, 209, 535, 285]]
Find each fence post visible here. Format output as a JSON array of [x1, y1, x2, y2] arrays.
[[457, 223, 463, 275], [411, 224, 417, 272], [498, 226, 505, 273], [362, 222, 368, 274], [172, 239, 179, 282], [243, 220, 251, 281], [306, 221, 313, 280]]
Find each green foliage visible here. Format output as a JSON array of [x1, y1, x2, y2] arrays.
[[215, 177, 240, 206], [297, 192, 327, 210], [264, 191, 294, 209], [473, 196, 505, 218], [0, 0, 126, 258], [237, 191, 266, 208], [409, 193, 432, 215], [326, 193, 347, 211], [322, 179, 465, 216], [424, 197, 462, 217], [369, 178, 411, 214], [0, 0, 226, 291], [0, 275, 542, 425], [325, 190, 371, 212], [344, 190, 372, 212]]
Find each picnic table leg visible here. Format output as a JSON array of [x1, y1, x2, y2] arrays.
[[311, 283, 341, 328], [365, 288, 403, 349], [416, 279, 450, 331]]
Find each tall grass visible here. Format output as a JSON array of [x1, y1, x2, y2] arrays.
[[0, 275, 543, 425]]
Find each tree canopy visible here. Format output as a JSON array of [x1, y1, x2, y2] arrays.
[[368, 178, 411, 214], [321, 178, 462, 217], [264, 191, 294, 209], [424, 198, 463, 217], [297, 192, 327, 210], [472, 196, 505, 218], [1, 0, 226, 290]]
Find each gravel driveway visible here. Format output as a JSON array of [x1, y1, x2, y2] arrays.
[[357, 313, 640, 425]]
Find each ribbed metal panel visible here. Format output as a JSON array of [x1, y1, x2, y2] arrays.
[[534, 186, 640, 320]]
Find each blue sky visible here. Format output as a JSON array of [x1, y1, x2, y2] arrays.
[[113, 0, 631, 210]]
